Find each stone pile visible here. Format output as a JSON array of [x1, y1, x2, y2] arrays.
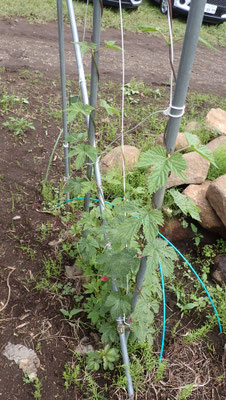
[[99, 108, 226, 238]]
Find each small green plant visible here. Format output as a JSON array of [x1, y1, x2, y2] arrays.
[[23, 374, 42, 400], [124, 82, 140, 104], [154, 359, 167, 382], [60, 307, 82, 320], [3, 116, 35, 137], [37, 222, 51, 242], [84, 371, 107, 400], [207, 143, 226, 180], [0, 89, 29, 113], [43, 255, 62, 278], [33, 378, 42, 400], [41, 180, 64, 213], [190, 223, 204, 247], [86, 345, 119, 371], [177, 383, 194, 400], [63, 363, 80, 389], [18, 243, 36, 260], [183, 320, 214, 344]]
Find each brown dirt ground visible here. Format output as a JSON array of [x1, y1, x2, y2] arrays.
[[0, 17, 225, 400]]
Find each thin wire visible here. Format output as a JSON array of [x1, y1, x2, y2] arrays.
[[119, 0, 126, 198], [100, 109, 166, 157], [158, 260, 166, 366], [158, 231, 222, 334]]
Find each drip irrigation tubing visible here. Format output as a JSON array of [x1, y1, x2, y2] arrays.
[[158, 232, 222, 334], [158, 260, 166, 366], [57, 197, 222, 363]]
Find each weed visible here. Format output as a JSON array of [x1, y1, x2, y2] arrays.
[[154, 359, 167, 382], [37, 222, 51, 242], [60, 307, 82, 321], [33, 378, 42, 400], [84, 371, 105, 400], [35, 342, 41, 352], [19, 243, 36, 260], [63, 363, 80, 389], [0, 89, 29, 113], [190, 223, 204, 247], [43, 255, 62, 278], [124, 82, 140, 104], [3, 116, 35, 137], [86, 345, 119, 371], [177, 383, 194, 400], [207, 143, 226, 180], [23, 374, 42, 400], [41, 180, 63, 213]]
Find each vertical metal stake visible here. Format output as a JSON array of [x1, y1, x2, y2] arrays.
[[83, 0, 105, 214], [57, 0, 70, 200], [153, 0, 207, 209]]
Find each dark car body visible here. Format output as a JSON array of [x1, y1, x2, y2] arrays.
[[153, 0, 226, 23], [103, 0, 143, 8]]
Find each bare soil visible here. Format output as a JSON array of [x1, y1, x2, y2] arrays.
[[0, 17, 226, 95], [0, 17, 225, 400]]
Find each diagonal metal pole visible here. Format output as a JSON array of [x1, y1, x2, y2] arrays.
[[153, 0, 207, 209], [81, 1, 134, 396], [66, 0, 90, 126], [66, 0, 105, 213], [57, 0, 70, 200]]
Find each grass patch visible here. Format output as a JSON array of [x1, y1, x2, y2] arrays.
[[0, 0, 226, 46], [207, 143, 226, 180]]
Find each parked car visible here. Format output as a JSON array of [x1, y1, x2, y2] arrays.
[[103, 0, 143, 8], [153, 0, 226, 23]]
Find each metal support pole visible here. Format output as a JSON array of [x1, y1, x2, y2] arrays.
[[84, 0, 105, 214], [117, 318, 134, 399], [111, 281, 134, 398], [57, 0, 70, 200], [66, 0, 90, 126], [125, 257, 147, 341], [153, 0, 207, 209]]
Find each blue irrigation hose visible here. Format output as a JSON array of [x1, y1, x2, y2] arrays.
[[57, 197, 167, 363], [57, 196, 222, 362], [57, 197, 113, 208], [158, 231, 222, 334], [158, 260, 166, 366]]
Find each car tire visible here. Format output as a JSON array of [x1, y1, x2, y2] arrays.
[[160, 0, 168, 14]]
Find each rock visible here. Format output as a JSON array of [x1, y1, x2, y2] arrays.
[[211, 254, 226, 285], [155, 132, 200, 151], [3, 342, 40, 380], [183, 182, 226, 237], [100, 145, 140, 174], [206, 135, 226, 152], [206, 108, 226, 135], [206, 175, 226, 228], [65, 265, 82, 279], [166, 152, 210, 189], [74, 344, 94, 355], [159, 217, 193, 242], [185, 121, 199, 132], [12, 215, 21, 221]]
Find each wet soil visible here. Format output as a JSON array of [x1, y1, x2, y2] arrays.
[[0, 17, 225, 400]]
